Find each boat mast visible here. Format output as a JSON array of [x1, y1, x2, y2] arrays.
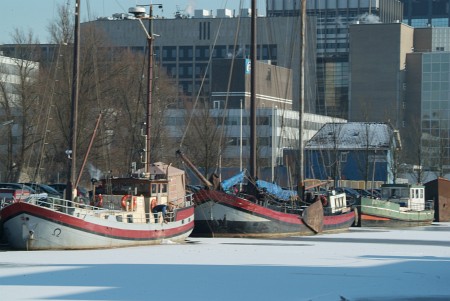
[[67, 0, 80, 201], [298, 0, 306, 200], [144, 5, 155, 177], [250, 0, 257, 179]]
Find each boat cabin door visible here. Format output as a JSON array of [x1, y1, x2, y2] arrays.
[[151, 182, 168, 205]]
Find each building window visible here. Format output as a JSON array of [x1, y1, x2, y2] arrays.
[[213, 45, 227, 58], [179, 46, 193, 61], [179, 64, 193, 78], [198, 22, 211, 40], [195, 46, 210, 60], [162, 46, 177, 61], [213, 100, 223, 109]]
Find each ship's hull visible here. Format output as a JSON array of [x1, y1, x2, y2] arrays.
[[356, 197, 434, 227], [191, 190, 355, 238], [1, 201, 194, 250]]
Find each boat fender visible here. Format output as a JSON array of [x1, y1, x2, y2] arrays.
[[121, 195, 136, 210], [320, 195, 328, 207]]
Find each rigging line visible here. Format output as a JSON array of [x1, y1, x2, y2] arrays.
[[275, 15, 301, 163], [212, 0, 249, 174], [215, 0, 246, 160], [23, 65, 47, 176], [22, 45, 51, 180], [33, 45, 63, 182], [259, 15, 287, 181], [178, 0, 232, 149], [81, 0, 110, 180]]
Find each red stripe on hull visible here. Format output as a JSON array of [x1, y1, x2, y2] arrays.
[[2, 202, 194, 240], [361, 214, 390, 221], [194, 190, 355, 234], [195, 190, 304, 224]]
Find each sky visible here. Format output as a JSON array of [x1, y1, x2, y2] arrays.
[[1, 225, 450, 300], [0, 0, 266, 45]]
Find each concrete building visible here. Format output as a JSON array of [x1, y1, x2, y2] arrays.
[[82, 11, 317, 112], [349, 23, 450, 175], [349, 22, 414, 130], [165, 58, 345, 176], [210, 58, 293, 110], [267, 0, 403, 119]]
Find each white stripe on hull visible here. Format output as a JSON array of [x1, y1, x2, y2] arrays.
[[3, 213, 193, 250]]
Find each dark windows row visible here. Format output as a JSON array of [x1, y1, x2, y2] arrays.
[[177, 81, 210, 96], [161, 44, 278, 61], [403, 0, 449, 17], [317, 28, 348, 35], [317, 43, 348, 49], [162, 63, 209, 78]]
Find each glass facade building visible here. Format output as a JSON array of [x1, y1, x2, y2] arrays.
[[402, 0, 450, 27], [421, 52, 450, 169]]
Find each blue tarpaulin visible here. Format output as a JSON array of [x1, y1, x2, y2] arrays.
[[221, 171, 245, 192], [256, 180, 297, 201]]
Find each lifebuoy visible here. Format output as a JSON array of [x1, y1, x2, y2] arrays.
[[90, 194, 103, 207], [121, 195, 136, 210]]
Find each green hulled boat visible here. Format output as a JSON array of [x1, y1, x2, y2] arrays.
[[356, 183, 434, 227]]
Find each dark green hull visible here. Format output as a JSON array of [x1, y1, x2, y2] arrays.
[[356, 197, 434, 227]]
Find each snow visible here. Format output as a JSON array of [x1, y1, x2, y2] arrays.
[[307, 122, 392, 150], [1, 224, 450, 301]]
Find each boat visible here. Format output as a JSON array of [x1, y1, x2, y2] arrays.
[[355, 183, 434, 227], [176, 0, 354, 238], [178, 153, 355, 237], [0, 1, 194, 250]]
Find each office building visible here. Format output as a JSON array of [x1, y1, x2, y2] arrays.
[[83, 10, 317, 112], [405, 27, 450, 171], [402, 0, 450, 27], [267, 0, 403, 119], [349, 23, 450, 173]]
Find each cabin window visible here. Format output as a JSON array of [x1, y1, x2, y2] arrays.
[[152, 184, 158, 194], [161, 184, 168, 193]]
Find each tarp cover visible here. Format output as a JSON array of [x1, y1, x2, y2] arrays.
[[256, 180, 297, 201], [221, 171, 245, 192]]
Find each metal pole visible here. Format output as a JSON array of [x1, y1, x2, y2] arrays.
[[240, 99, 243, 171], [67, 0, 80, 202], [250, 0, 257, 179], [145, 4, 154, 176], [298, 0, 306, 200], [272, 106, 276, 182]]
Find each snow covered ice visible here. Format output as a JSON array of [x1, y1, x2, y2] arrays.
[[1, 224, 450, 301]]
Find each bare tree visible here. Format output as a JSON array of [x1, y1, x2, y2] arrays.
[[0, 29, 42, 182], [181, 102, 230, 179]]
